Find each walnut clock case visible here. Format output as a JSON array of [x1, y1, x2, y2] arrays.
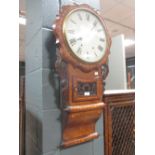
[[52, 4, 111, 148]]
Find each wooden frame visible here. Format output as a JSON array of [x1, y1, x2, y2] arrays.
[[53, 4, 111, 72], [53, 4, 111, 148], [103, 92, 135, 155]]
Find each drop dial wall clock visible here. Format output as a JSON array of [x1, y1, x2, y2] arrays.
[[52, 4, 111, 148], [63, 9, 107, 63]]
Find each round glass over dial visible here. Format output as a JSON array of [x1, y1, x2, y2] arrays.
[[63, 8, 107, 63]]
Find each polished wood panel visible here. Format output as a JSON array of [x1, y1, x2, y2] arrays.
[[103, 91, 135, 155], [53, 4, 111, 148], [59, 63, 105, 148]]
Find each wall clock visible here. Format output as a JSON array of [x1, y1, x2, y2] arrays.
[[52, 4, 111, 148]]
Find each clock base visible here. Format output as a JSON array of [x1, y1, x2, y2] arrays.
[[61, 132, 99, 148], [60, 103, 104, 148]]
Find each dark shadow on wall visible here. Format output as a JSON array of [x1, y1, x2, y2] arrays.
[[44, 30, 62, 149], [45, 31, 61, 109], [25, 109, 43, 155]]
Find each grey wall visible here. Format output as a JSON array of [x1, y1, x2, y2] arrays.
[[105, 35, 127, 90], [25, 0, 104, 155]]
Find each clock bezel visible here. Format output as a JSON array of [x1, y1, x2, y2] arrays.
[[62, 8, 108, 64], [53, 4, 111, 72]]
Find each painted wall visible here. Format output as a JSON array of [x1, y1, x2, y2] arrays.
[[25, 0, 104, 155], [105, 35, 127, 90]]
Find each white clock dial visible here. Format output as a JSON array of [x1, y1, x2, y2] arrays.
[[63, 9, 107, 63]]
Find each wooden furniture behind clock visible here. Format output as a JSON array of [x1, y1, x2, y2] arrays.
[[53, 4, 111, 148], [103, 91, 135, 155]]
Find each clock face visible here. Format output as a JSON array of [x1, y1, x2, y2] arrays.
[[63, 9, 107, 63]]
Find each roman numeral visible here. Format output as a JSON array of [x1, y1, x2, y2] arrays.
[[77, 37, 82, 41], [67, 30, 75, 34], [93, 20, 98, 27], [86, 14, 90, 21], [98, 45, 103, 52], [70, 19, 76, 24], [100, 38, 105, 42], [69, 38, 76, 46], [78, 13, 82, 21], [77, 47, 82, 54], [94, 52, 98, 57]]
